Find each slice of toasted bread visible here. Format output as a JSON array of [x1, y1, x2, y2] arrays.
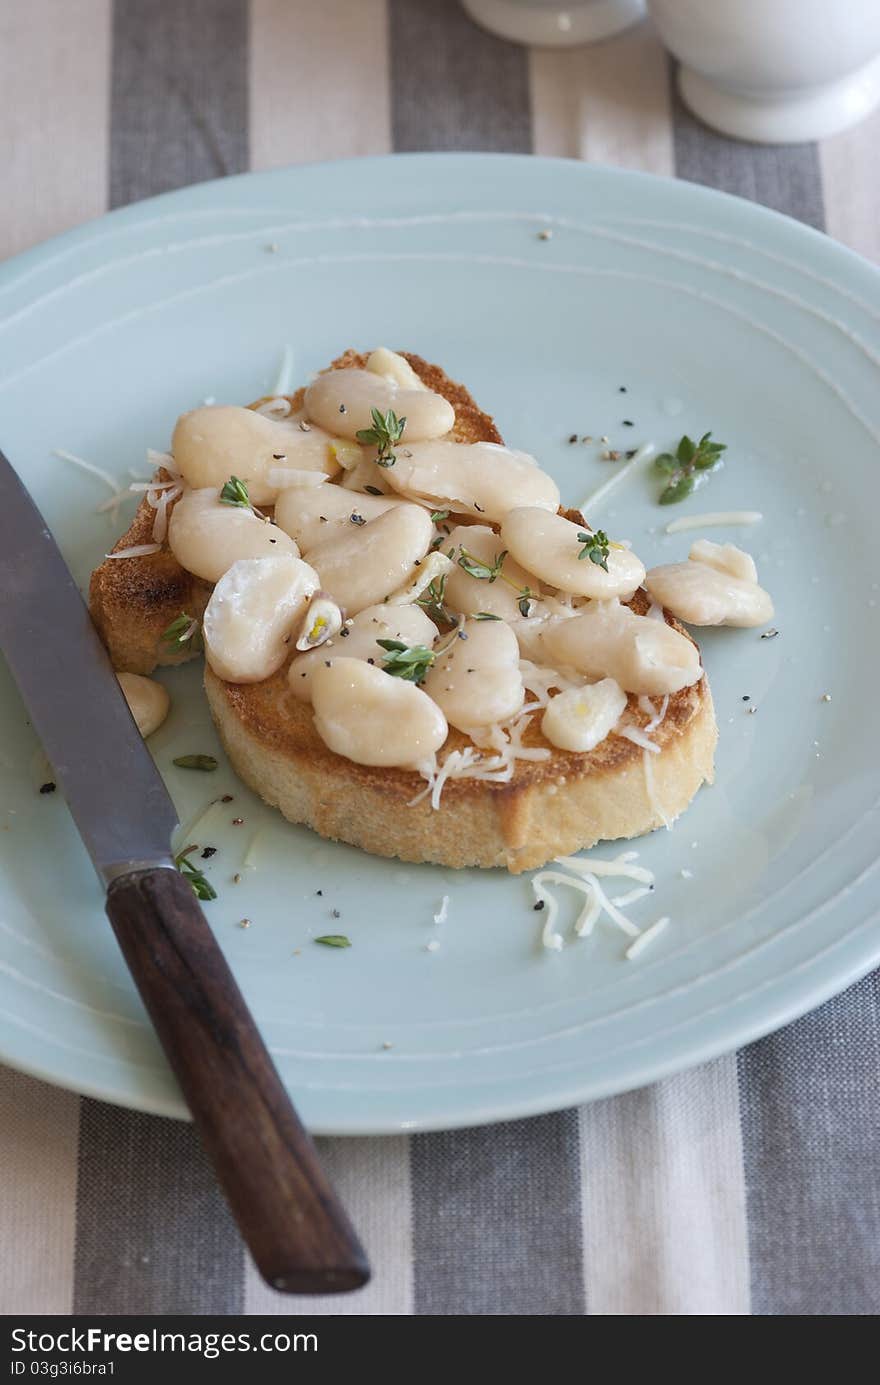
[[92, 350, 717, 871], [205, 599, 716, 874], [88, 351, 501, 674]]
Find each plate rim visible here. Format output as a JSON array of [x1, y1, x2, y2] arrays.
[[1, 151, 878, 1133]]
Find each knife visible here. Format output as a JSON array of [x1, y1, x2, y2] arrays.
[[0, 447, 369, 1295]]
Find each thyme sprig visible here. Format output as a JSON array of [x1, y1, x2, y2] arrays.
[[416, 571, 453, 626], [377, 639, 435, 684], [577, 529, 610, 571], [173, 755, 218, 772], [219, 475, 251, 508], [175, 846, 217, 901], [457, 546, 508, 582], [457, 546, 534, 617], [655, 432, 726, 505], [356, 407, 406, 468], [161, 612, 199, 649]]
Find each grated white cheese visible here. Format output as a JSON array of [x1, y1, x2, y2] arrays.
[[534, 849, 669, 958], [271, 344, 295, 397], [619, 724, 661, 754], [664, 510, 762, 535], [579, 442, 656, 516], [146, 448, 178, 476], [642, 747, 672, 829], [639, 694, 670, 734], [411, 709, 550, 810], [242, 831, 261, 869], [625, 916, 670, 960], [143, 481, 182, 543], [433, 895, 450, 925], [103, 542, 162, 560], [53, 448, 120, 496], [255, 396, 292, 419]]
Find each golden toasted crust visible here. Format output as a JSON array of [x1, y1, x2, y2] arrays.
[[88, 351, 501, 673], [205, 630, 716, 874]]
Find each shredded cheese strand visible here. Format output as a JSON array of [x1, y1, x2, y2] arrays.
[[53, 448, 120, 495], [579, 442, 656, 516], [103, 543, 162, 560], [271, 344, 295, 397], [625, 916, 670, 960], [664, 510, 762, 535]]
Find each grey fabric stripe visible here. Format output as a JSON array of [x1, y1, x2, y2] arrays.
[[109, 0, 248, 208], [74, 1102, 244, 1315], [671, 85, 880, 1316], [411, 1112, 584, 1315], [389, 0, 531, 153], [738, 975, 880, 1316], [670, 69, 824, 230]]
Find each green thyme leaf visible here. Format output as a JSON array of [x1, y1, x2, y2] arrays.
[[457, 546, 508, 583], [659, 473, 696, 505], [172, 755, 218, 772], [518, 590, 534, 618], [653, 453, 678, 476], [175, 848, 217, 901], [355, 407, 406, 468], [161, 612, 199, 647], [314, 934, 351, 948], [655, 431, 726, 504], [576, 529, 610, 571], [364, 485, 383, 496], [376, 638, 435, 684], [430, 509, 450, 523], [416, 571, 452, 625], [220, 475, 250, 508], [473, 611, 501, 620]]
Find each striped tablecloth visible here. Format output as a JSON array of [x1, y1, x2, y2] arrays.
[[2, 0, 879, 1318]]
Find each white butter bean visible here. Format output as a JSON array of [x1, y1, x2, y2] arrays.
[[384, 442, 560, 522], [168, 487, 298, 583], [305, 368, 454, 442], [366, 348, 427, 391], [311, 658, 448, 768], [544, 600, 702, 696], [288, 603, 438, 703], [422, 618, 524, 731], [541, 679, 627, 753], [203, 554, 319, 683], [172, 406, 340, 505], [689, 539, 758, 583], [646, 549, 773, 628], [442, 525, 538, 622], [274, 483, 401, 553], [116, 672, 170, 738], [502, 507, 645, 599], [306, 503, 433, 616]]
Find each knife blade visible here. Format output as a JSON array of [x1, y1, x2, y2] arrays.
[[0, 452, 177, 882], [0, 448, 369, 1294]]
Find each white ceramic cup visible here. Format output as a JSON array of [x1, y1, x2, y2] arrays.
[[646, 0, 880, 143], [461, 0, 646, 47]]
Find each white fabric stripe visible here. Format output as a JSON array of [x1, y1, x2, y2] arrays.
[[243, 1136, 412, 1315], [0, 1068, 79, 1314], [0, 0, 111, 260], [579, 1056, 750, 1315], [249, 0, 391, 169], [819, 108, 880, 264], [528, 19, 674, 174]]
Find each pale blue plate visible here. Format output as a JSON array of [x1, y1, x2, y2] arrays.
[[1, 155, 878, 1133]]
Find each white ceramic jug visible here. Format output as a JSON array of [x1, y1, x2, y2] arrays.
[[647, 0, 880, 142]]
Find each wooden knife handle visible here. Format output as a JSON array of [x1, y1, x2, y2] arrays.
[[105, 866, 370, 1294]]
